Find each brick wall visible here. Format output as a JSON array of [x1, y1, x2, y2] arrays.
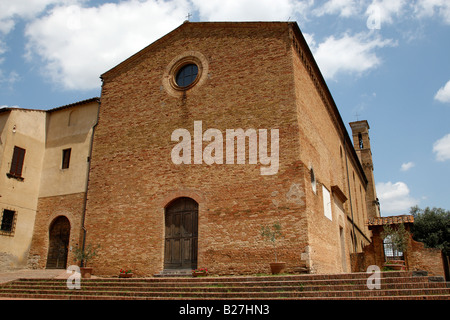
[[352, 223, 446, 278], [408, 238, 445, 277], [84, 22, 371, 276], [28, 193, 85, 269]]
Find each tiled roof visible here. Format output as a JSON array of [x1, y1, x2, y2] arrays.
[[0, 97, 99, 114], [367, 215, 414, 226], [47, 97, 100, 112]]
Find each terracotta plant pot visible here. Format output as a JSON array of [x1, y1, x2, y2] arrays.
[[80, 267, 93, 279], [383, 260, 406, 271], [269, 262, 286, 274], [383, 263, 405, 271], [119, 273, 133, 278], [192, 271, 208, 277]]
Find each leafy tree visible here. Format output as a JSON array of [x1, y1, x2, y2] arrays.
[[381, 223, 409, 259], [410, 206, 450, 256], [73, 243, 100, 267]]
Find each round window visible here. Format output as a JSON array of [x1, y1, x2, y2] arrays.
[[163, 52, 208, 97], [175, 64, 199, 88]]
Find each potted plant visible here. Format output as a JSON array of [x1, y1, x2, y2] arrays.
[[119, 269, 133, 278], [73, 243, 100, 278], [192, 267, 208, 277], [381, 223, 409, 271], [261, 221, 285, 274], [383, 260, 406, 271]]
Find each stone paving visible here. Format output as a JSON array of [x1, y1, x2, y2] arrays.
[[0, 269, 70, 284]]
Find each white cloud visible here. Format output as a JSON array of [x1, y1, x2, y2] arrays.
[[400, 162, 415, 172], [0, 68, 20, 90], [434, 80, 450, 103], [313, 0, 362, 18], [414, 0, 450, 24], [191, 0, 297, 21], [433, 133, 450, 162], [366, 0, 407, 25], [310, 32, 395, 80], [0, 1, 84, 90], [0, 0, 80, 35], [24, 0, 190, 91], [376, 181, 418, 215]]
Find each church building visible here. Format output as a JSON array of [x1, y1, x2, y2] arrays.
[[1, 21, 382, 276], [82, 21, 379, 276]]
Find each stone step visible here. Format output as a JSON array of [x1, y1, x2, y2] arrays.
[[1, 292, 449, 301], [3, 278, 446, 292], [1, 285, 448, 299], [0, 271, 448, 300], [7, 271, 423, 283], [0, 287, 449, 300], [5, 275, 434, 290]]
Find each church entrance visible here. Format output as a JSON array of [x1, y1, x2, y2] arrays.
[[164, 197, 198, 270], [46, 216, 70, 269]]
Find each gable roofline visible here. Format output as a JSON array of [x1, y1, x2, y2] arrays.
[[47, 97, 100, 113], [99, 21, 367, 185], [100, 21, 294, 82], [0, 97, 99, 114], [100, 21, 188, 82], [288, 21, 368, 186]]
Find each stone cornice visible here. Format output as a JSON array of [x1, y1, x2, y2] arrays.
[[288, 22, 368, 186]]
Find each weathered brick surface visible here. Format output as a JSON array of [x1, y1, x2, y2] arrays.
[[28, 193, 85, 269], [84, 22, 371, 276], [1, 272, 449, 300]]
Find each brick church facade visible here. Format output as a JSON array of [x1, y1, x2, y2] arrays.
[[1, 22, 385, 276], [82, 21, 379, 276]]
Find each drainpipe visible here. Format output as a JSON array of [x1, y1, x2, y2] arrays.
[[80, 98, 100, 267], [344, 137, 357, 253]]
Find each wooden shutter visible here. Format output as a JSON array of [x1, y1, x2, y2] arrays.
[[10, 146, 26, 177]]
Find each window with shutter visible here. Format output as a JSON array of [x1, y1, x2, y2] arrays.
[[8, 146, 26, 180]]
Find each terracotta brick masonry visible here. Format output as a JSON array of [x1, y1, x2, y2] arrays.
[[0, 270, 448, 300]]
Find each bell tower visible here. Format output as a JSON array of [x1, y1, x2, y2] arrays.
[[349, 120, 380, 218]]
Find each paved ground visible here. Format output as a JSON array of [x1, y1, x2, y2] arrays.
[[0, 269, 75, 284]]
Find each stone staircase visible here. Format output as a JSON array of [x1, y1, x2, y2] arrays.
[[0, 271, 448, 300]]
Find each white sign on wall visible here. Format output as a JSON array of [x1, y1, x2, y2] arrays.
[[322, 186, 332, 221]]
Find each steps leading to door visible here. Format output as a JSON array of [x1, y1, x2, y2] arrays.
[[0, 271, 448, 300]]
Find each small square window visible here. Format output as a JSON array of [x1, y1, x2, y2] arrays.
[[62, 148, 72, 169], [1, 210, 15, 233]]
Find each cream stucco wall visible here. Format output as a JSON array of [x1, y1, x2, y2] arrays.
[[0, 100, 99, 270], [39, 102, 98, 197], [0, 109, 46, 269]]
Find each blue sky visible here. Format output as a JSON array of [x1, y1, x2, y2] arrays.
[[1, 0, 449, 216]]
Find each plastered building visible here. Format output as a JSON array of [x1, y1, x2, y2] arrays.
[[0, 99, 99, 270]]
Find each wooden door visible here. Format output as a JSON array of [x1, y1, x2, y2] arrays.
[[46, 216, 70, 269], [164, 198, 198, 269]]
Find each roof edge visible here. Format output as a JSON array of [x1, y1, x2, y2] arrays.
[[0, 97, 99, 114], [289, 22, 369, 186], [100, 21, 295, 82]]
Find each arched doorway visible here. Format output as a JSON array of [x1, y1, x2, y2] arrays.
[[46, 216, 70, 269], [164, 197, 198, 270]]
